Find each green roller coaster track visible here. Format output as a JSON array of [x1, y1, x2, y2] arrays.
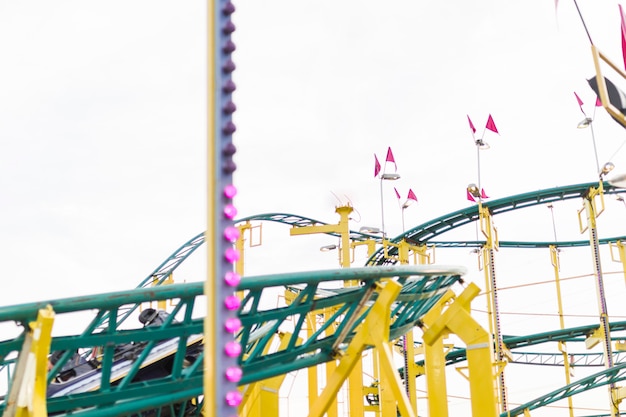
[[0, 181, 624, 416]]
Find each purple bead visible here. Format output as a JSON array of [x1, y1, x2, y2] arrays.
[[222, 59, 236, 73], [223, 101, 237, 114], [224, 271, 241, 286], [224, 226, 240, 242], [222, 21, 236, 35], [225, 366, 243, 382], [222, 2, 236, 15], [224, 204, 237, 219], [224, 341, 242, 357], [224, 317, 241, 332], [222, 121, 236, 135], [225, 390, 243, 407], [223, 160, 237, 174], [225, 247, 240, 263], [222, 80, 236, 93], [223, 184, 237, 198], [224, 295, 240, 310], [222, 40, 236, 53], [222, 142, 237, 156]]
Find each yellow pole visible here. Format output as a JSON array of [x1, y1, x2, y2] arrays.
[[308, 280, 417, 417], [423, 284, 498, 417], [609, 240, 626, 285], [421, 292, 453, 417], [8, 306, 55, 417]]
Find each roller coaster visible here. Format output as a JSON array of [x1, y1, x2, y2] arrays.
[[0, 179, 624, 416], [2, 1, 626, 416]]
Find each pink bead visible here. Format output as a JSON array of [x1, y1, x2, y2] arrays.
[[225, 341, 242, 357], [225, 247, 240, 263], [224, 271, 241, 287], [224, 184, 237, 198], [224, 204, 237, 219], [224, 317, 241, 333], [225, 390, 243, 407], [224, 295, 240, 310], [225, 366, 243, 382], [224, 226, 240, 242]]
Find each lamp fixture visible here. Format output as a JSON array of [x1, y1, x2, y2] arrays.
[[319, 244, 338, 252], [600, 161, 615, 177], [467, 183, 480, 199], [359, 226, 382, 234], [577, 117, 593, 129], [381, 173, 401, 180], [475, 139, 490, 150]]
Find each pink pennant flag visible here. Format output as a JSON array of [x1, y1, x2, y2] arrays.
[[618, 4, 626, 68], [466, 190, 476, 202], [467, 115, 477, 134], [481, 188, 489, 199], [394, 187, 401, 200], [574, 92, 586, 115], [374, 154, 381, 177], [386, 147, 397, 172], [485, 114, 499, 134], [407, 189, 418, 202], [596, 95, 602, 107]]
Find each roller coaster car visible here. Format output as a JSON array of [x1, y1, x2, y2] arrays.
[[46, 309, 203, 404]]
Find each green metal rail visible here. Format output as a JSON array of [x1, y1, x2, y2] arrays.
[[502, 361, 626, 417], [367, 181, 626, 265], [0, 265, 465, 416]]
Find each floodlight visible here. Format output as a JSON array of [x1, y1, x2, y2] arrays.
[[577, 117, 593, 129], [467, 183, 480, 198], [381, 173, 401, 180]]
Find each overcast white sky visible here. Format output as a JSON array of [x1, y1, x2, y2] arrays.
[[1, 1, 626, 415]]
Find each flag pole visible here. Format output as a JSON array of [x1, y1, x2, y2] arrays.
[[380, 177, 386, 237], [476, 141, 482, 203]]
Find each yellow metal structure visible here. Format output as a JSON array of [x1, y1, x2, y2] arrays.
[[241, 332, 294, 417], [3, 306, 55, 417], [308, 280, 417, 417], [608, 240, 626, 284], [421, 291, 453, 417], [422, 283, 498, 417], [290, 204, 370, 417], [591, 44, 626, 129], [290, 205, 353, 270]]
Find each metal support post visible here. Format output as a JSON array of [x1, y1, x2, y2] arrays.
[[477, 202, 507, 413], [308, 280, 417, 417], [422, 283, 498, 417], [578, 183, 618, 416], [4, 306, 55, 417]]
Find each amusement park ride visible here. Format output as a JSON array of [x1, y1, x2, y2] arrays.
[[2, 1, 626, 417]]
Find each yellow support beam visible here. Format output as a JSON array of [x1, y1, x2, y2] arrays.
[[423, 283, 498, 417], [4, 306, 55, 417], [608, 240, 626, 285], [421, 290, 455, 417], [241, 332, 294, 417], [308, 280, 417, 417]]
